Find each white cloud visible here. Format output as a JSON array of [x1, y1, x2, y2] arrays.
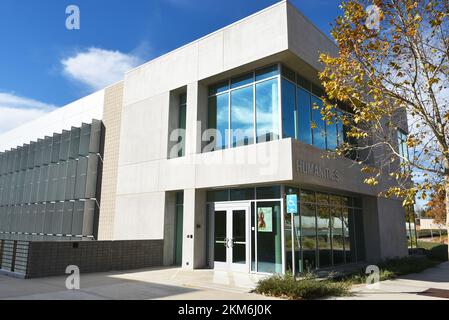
[[61, 47, 144, 90], [0, 92, 56, 134]]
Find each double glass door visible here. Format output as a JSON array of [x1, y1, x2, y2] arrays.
[[213, 203, 249, 272]]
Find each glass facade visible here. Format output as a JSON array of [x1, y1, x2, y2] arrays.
[[281, 65, 346, 151], [207, 64, 346, 153], [207, 186, 364, 275], [208, 66, 280, 151], [285, 189, 364, 274]]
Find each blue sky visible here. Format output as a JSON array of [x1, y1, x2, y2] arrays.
[[0, 0, 341, 133]]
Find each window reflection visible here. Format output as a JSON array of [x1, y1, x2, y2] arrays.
[[317, 206, 332, 268], [331, 207, 345, 265], [208, 94, 229, 150], [282, 79, 296, 139], [301, 203, 317, 271], [231, 86, 254, 147], [311, 96, 326, 150], [256, 79, 279, 142], [297, 87, 313, 145], [207, 65, 280, 151]]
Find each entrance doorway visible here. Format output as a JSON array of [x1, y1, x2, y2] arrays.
[[211, 203, 250, 272]]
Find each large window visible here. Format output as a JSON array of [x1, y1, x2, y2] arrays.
[[282, 79, 296, 139], [231, 85, 254, 147], [288, 189, 363, 274], [297, 87, 313, 145], [281, 65, 346, 151], [207, 66, 280, 151], [256, 78, 279, 142]]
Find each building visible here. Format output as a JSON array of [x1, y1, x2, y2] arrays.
[[0, 1, 409, 278]]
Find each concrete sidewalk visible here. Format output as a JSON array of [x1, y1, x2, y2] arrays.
[[333, 262, 449, 300], [0, 267, 276, 300]]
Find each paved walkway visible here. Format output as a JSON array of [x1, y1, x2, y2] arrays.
[[333, 262, 449, 300], [0, 267, 275, 300]]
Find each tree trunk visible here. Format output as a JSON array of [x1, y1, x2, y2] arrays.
[[445, 176, 449, 250], [445, 177, 449, 256]]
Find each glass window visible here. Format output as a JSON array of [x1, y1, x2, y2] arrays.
[[316, 193, 329, 205], [317, 206, 332, 268], [206, 190, 229, 202], [214, 211, 227, 262], [178, 93, 187, 157], [256, 78, 280, 142], [297, 88, 313, 145], [256, 65, 279, 82], [231, 86, 254, 147], [230, 188, 255, 201], [329, 195, 341, 207], [336, 110, 345, 146], [301, 203, 317, 271], [297, 75, 311, 91], [281, 65, 296, 82], [209, 81, 229, 96], [326, 115, 338, 151], [175, 193, 184, 266], [331, 207, 345, 265], [285, 209, 294, 273], [256, 201, 282, 273], [353, 197, 362, 208], [176, 192, 184, 205], [256, 186, 281, 199], [342, 207, 353, 263], [311, 96, 327, 149], [281, 79, 296, 139], [208, 94, 229, 150], [397, 129, 409, 168], [231, 73, 253, 89], [311, 84, 324, 98], [300, 190, 315, 203]]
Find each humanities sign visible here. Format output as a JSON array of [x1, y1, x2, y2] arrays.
[[296, 160, 341, 182]]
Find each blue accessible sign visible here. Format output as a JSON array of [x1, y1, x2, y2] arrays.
[[286, 194, 298, 215]]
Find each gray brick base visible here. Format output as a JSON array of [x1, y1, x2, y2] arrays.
[[0, 239, 164, 278]]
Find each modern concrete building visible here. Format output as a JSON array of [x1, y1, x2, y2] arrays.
[[0, 1, 409, 278]]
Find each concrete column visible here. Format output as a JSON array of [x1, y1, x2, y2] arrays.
[[362, 196, 382, 262], [376, 197, 408, 259], [182, 188, 207, 269], [362, 196, 408, 262]]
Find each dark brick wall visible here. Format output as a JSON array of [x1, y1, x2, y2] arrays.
[[25, 240, 163, 278]]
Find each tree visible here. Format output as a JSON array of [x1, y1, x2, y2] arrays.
[[319, 0, 449, 259], [426, 189, 447, 225]]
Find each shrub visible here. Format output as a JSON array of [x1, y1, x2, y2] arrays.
[[418, 242, 448, 262], [255, 274, 350, 300]]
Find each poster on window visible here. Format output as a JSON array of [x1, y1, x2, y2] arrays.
[[257, 207, 273, 232]]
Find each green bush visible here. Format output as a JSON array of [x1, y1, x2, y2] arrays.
[[255, 274, 350, 300], [418, 242, 448, 262], [344, 256, 441, 285], [377, 256, 440, 278]]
